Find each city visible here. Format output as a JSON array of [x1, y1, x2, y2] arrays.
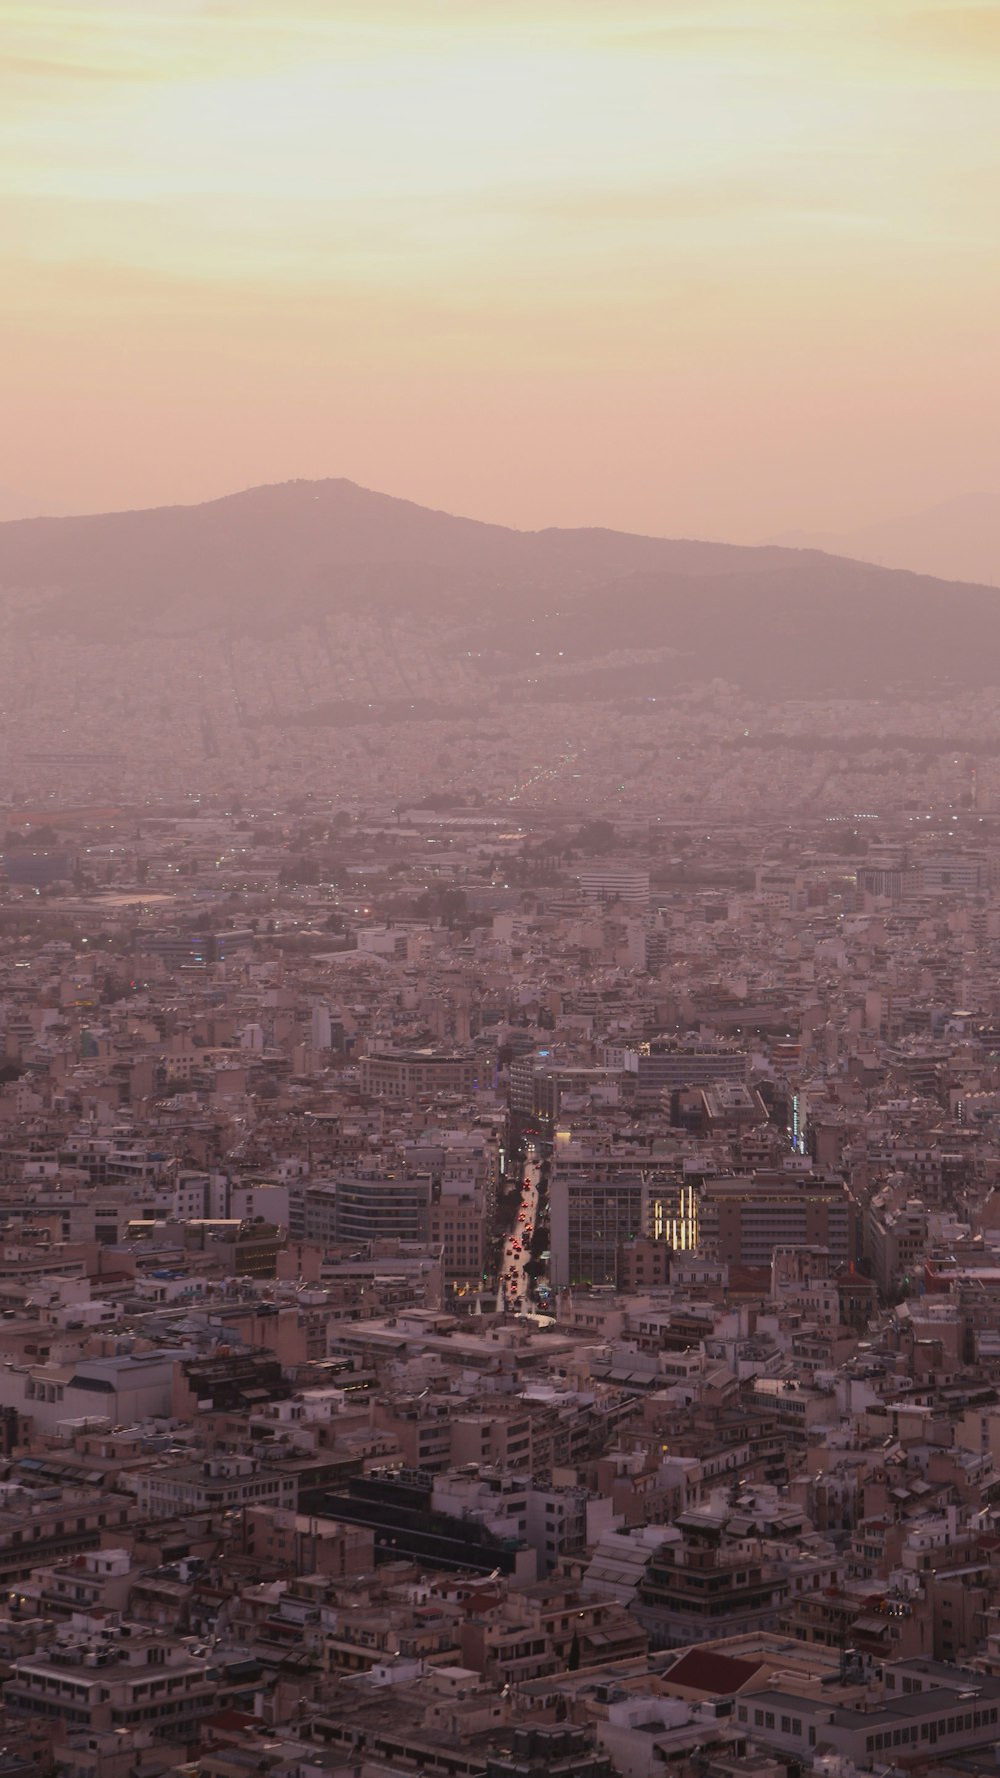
[[3, 0, 998, 1772], [0, 792, 997, 1774]]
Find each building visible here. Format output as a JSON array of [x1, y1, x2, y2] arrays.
[[333, 1170, 433, 1246], [549, 1171, 649, 1290], [310, 1472, 537, 1580], [131, 1454, 297, 1521], [635, 1504, 837, 1647], [866, 1192, 928, 1296], [137, 928, 254, 967], [699, 1173, 856, 1268], [427, 1183, 487, 1290], [576, 862, 650, 906], [734, 1663, 1000, 1767], [0, 1491, 134, 1586], [637, 1040, 750, 1102], [359, 1047, 494, 1100], [0, 1352, 176, 1434], [5, 1626, 219, 1737], [616, 1235, 673, 1292], [487, 1727, 614, 1778], [242, 1507, 374, 1577]]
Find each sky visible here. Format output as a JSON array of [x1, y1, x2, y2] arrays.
[[1, 0, 998, 541]]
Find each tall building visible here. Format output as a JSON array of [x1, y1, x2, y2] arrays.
[[549, 1170, 649, 1289], [577, 861, 650, 906], [865, 1192, 928, 1296], [508, 1055, 621, 1144], [698, 1172, 856, 1268], [427, 1181, 487, 1289], [333, 1170, 433, 1246], [636, 1038, 749, 1103]]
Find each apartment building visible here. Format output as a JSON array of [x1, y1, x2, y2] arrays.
[[131, 1454, 297, 1521], [359, 1047, 493, 1099], [549, 1170, 649, 1290], [5, 1627, 219, 1736], [699, 1172, 856, 1268]]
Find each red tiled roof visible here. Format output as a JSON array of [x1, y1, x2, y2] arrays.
[[664, 1649, 764, 1695], [202, 1709, 259, 1735]]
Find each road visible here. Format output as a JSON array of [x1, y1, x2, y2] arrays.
[[497, 1153, 540, 1316]]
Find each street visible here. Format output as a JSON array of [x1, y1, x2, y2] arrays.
[[497, 1151, 540, 1317]]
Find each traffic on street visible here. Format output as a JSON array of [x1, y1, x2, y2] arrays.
[[497, 1153, 540, 1316]]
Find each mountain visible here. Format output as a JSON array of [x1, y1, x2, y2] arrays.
[[775, 491, 1000, 590], [0, 478, 799, 637], [0, 477, 999, 708]]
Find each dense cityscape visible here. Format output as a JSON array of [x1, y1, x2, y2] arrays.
[[0, 776, 999, 1777], [3, 0, 997, 1769]]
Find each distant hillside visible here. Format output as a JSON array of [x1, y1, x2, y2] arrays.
[[776, 491, 1000, 591], [0, 476, 998, 698], [0, 477, 798, 635]]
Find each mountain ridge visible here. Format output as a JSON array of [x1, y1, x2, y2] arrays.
[[1, 477, 999, 700], [0, 474, 841, 587]]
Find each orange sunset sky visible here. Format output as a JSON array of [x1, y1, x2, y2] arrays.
[[2, 0, 998, 539]]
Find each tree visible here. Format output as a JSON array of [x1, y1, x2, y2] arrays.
[[575, 819, 616, 855], [439, 888, 467, 927], [414, 886, 468, 927], [278, 856, 320, 887], [567, 1630, 581, 1670]]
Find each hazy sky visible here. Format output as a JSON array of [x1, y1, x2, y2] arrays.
[[2, 0, 998, 539]]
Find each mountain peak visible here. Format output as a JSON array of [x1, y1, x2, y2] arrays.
[[0, 478, 997, 700]]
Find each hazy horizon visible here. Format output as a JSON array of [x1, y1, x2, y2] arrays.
[[3, 1, 999, 546]]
